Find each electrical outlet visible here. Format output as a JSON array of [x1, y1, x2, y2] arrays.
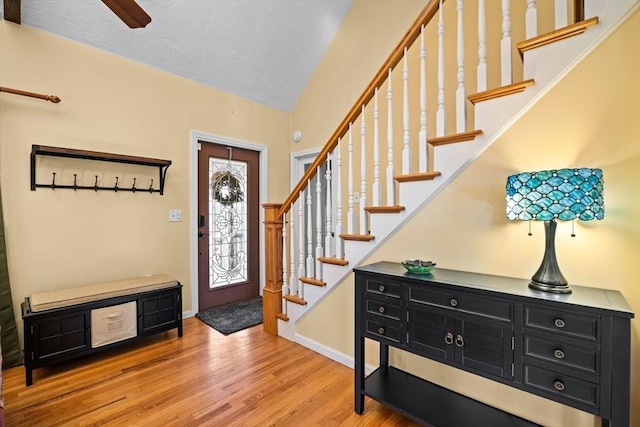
[[169, 209, 182, 222]]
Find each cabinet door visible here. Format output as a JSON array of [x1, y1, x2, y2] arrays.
[[409, 304, 513, 380], [456, 317, 513, 380], [32, 311, 90, 361], [409, 304, 456, 361], [138, 291, 179, 334]]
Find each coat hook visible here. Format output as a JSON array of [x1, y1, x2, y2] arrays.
[[94, 175, 99, 192], [114, 176, 119, 192], [149, 178, 154, 193], [73, 173, 78, 191], [132, 177, 137, 193], [51, 172, 56, 190]]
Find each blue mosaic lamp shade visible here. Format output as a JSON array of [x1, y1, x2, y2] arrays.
[[506, 168, 604, 222]]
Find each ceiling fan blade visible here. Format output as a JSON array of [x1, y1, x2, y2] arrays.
[[3, 0, 21, 24], [101, 0, 151, 28]]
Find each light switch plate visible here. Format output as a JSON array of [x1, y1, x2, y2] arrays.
[[169, 209, 182, 222]]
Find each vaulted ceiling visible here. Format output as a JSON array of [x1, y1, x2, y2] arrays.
[[0, 0, 353, 112]]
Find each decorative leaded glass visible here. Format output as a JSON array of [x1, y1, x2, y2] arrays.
[[208, 157, 248, 288], [506, 168, 604, 221]]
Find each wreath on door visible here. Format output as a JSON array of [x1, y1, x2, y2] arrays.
[[210, 171, 244, 205]]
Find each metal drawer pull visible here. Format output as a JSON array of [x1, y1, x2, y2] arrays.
[[450, 298, 458, 307], [378, 327, 385, 335], [444, 332, 454, 345], [554, 318, 566, 328], [554, 380, 565, 391], [455, 335, 464, 347], [378, 306, 385, 314], [378, 285, 386, 292], [554, 349, 565, 359]]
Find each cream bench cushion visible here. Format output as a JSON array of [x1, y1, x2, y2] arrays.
[[29, 274, 179, 312]]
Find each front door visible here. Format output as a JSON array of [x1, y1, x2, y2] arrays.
[[197, 141, 260, 311]]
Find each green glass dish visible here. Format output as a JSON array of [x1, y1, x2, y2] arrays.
[[401, 261, 436, 274]]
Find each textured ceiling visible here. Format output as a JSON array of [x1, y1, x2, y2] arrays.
[[0, 0, 353, 112]]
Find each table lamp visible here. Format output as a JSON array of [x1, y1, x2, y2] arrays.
[[506, 168, 604, 294]]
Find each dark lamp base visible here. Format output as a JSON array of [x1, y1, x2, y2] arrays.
[[529, 280, 572, 294], [529, 219, 572, 294]]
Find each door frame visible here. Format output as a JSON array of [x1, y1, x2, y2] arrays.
[[189, 130, 268, 316], [291, 147, 321, 190]]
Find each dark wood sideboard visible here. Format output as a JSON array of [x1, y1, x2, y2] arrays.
[[354, 261, 634, 427]]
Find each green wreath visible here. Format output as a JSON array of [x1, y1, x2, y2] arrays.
[[211, 171, 244, 205]]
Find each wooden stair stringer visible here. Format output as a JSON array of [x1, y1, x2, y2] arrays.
[[277, 0, 639, 344]]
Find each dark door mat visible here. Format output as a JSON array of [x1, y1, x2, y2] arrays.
[[196, 297, 263, 335]]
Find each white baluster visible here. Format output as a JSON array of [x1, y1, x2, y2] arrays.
[[360, 106, 368, 235], [335, 139, 344, 258], [456, 0, 466, 133], [386, 69, 396, 206], [419, 25, 428, 173], [437, 0, 446, 136], [347, 124, 355, 234], [289, 204, 297, 296], [554, 0, 568, 29], [477, 0, 487, 92], [306, 181, 314, 279], [373, 88, 382, 205], [402, 47, 411, 174], [325, 154, 334, 258], [297, 191, 305, 298], [282, 210, 289, 300], [526, 0, 538, 39], [315, 167, 323, 280], [501, 0, 512, 86], [281, 283, 288, 316]]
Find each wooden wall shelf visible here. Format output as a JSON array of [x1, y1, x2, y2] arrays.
[[30, 145, 172, 195]]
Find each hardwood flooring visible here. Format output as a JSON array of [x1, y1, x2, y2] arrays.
[[2, 317, 420, 426]]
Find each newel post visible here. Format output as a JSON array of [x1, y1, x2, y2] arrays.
[[262, 203, 283, 335]]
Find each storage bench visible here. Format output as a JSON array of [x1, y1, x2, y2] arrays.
[[21, 275, 183, 386]]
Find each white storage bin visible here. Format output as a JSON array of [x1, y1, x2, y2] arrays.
[[91, 301, 137, 348]]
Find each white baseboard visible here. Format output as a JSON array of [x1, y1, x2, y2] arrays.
[[294, 332, 376, 375]]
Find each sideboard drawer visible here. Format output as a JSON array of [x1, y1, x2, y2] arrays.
[[365, 294, 402, 321], [365, 318, 402, 343], [409, 286, 512, 322], [524, 334, 599, 375], [365, 278, 402, 298], [524, 364, 599, 409], [525, 306, 600, 341]]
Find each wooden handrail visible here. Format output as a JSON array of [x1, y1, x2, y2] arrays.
[[277, 0, 586, 220], [277, 0, 443, 219]]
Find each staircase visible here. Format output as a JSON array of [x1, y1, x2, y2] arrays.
[[263, 0, 638, 345]]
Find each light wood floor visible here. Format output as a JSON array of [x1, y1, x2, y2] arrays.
[[3, 317, 420, 426]]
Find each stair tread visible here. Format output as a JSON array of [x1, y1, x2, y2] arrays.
[[318, 257, 349, 266], [517, 17, 599, 55], [284, 294, 307, 305], [339, 233, 375, 241], [468, 81, 534, 104], [395, 171, 442, 183], [428, 129, 483, 146], [300, 277, 326, 287], [276, 313, 289, 321], [365, 205, 406, 214]]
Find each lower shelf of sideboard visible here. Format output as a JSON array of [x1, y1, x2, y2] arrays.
[[363, 366, 540, 427]]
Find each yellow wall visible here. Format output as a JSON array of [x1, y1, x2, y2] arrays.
[[290, 0, 426, 153], [0, 21, 291, 339], [297, 7, 640, 427]]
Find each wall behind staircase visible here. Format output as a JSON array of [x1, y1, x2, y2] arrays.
[[296, 7, 640, 427]]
